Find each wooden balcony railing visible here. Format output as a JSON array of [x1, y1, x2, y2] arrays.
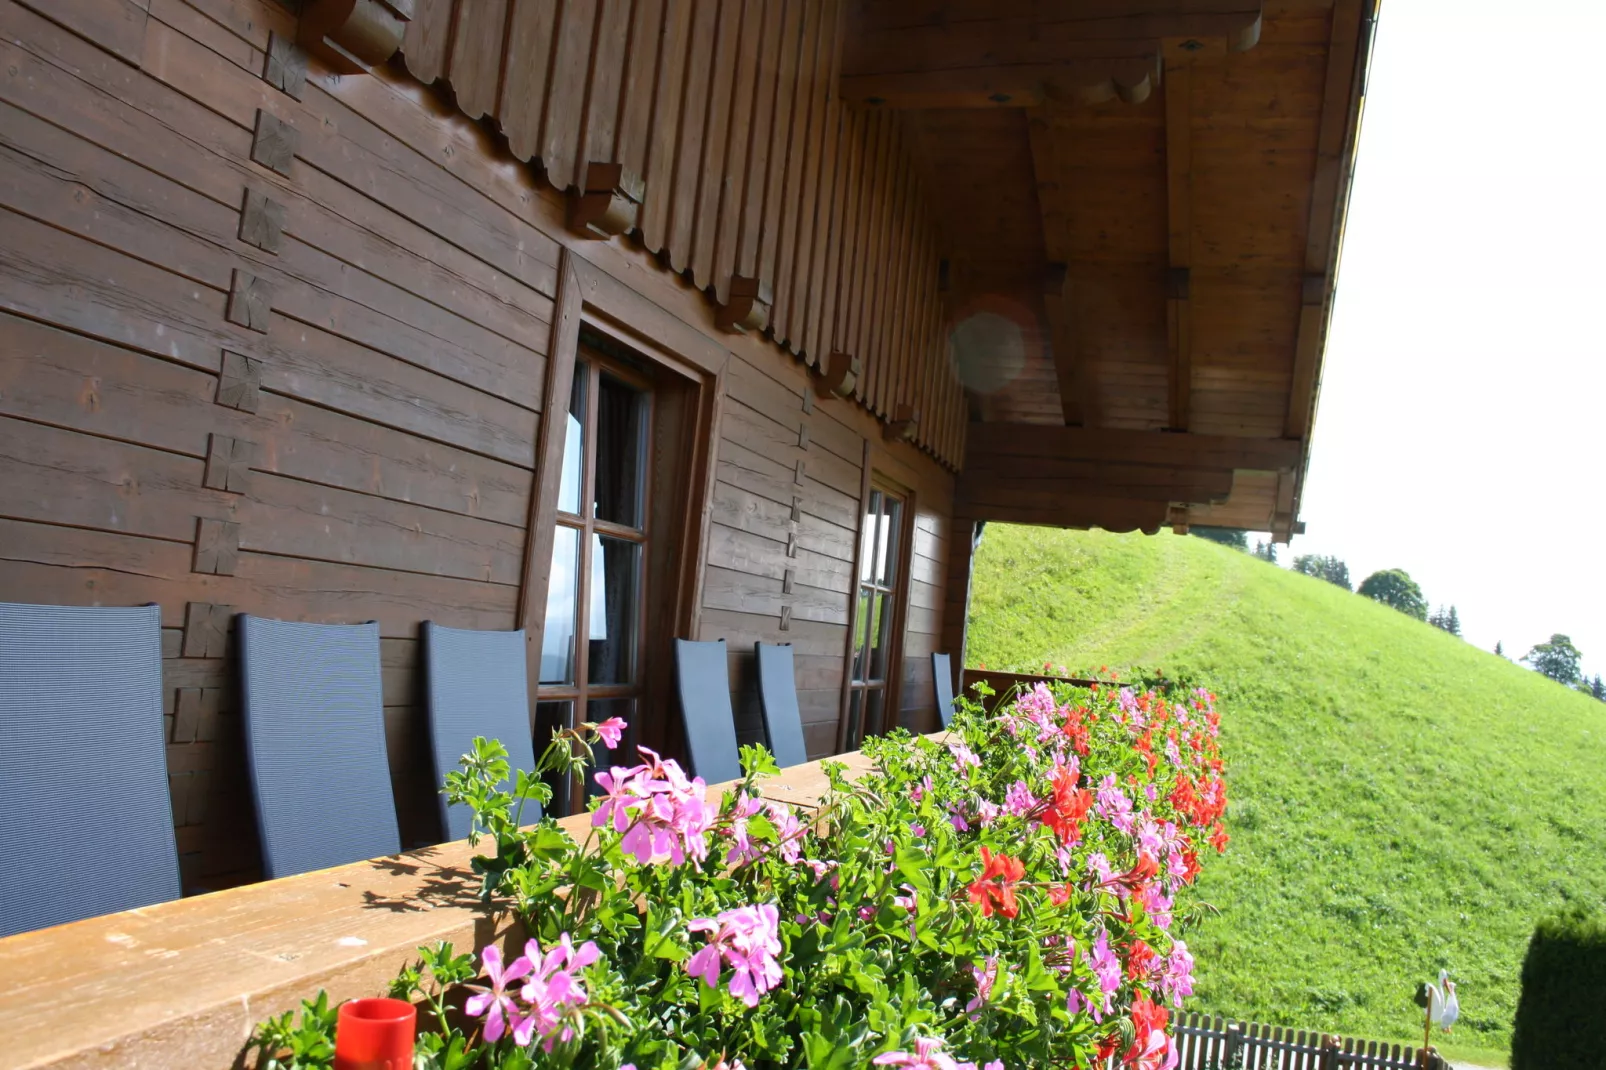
[[0, 749, 878, 1069], [959, 668, 1117, 713]]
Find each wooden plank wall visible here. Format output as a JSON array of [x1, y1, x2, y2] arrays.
[[398, 0, 967, 470], [0, 0, 957, 886]]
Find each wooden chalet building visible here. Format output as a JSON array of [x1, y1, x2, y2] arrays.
[[0, 0, 1374, 889]]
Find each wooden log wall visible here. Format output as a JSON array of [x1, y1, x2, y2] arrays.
[[0, 0, 957, 889], [398, 0, 967, 469]]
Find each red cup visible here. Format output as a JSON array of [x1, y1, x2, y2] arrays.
[[333, 997, 416, 1070]]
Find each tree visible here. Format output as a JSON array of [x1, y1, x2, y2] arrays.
[[1495, 640, 1504, 658], [1448, 606, 1461, 637], [1191, 526, 1248, 551], [1253, 540, 1279, 565], [1358, 569, 1428, 620], [1522, 634, 1583, 686], [1429, 605, 1463, 637], [1292, 554, 1353, 591], [1191, 526, 1248, 550], [1590, 675, 1605, 702]]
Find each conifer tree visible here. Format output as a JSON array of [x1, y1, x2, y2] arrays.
[[1496, 640, 1504, 657]]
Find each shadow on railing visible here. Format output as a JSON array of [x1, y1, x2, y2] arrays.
[[1175, 1013, 1445, 1070]]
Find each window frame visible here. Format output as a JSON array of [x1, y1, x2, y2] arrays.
[[535, 348, 655, 713], [838, 469, 915, 752]]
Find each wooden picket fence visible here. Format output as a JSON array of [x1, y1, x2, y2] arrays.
[[1172, 1013, 1445, 1070]]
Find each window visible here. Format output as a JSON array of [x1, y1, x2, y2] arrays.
[[537, 348, 652, 811], [843, 486, 906, 748]]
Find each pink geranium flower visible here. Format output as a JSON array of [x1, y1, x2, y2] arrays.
[[464, 945, 531, 1043], [873, 1037, 962, 1069], [686, 904, 783, 1008], [591, 747, 712, 866], [594, 716, 627, 749]]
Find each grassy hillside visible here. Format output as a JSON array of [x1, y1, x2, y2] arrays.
[[968, 526, 1606, 1063]]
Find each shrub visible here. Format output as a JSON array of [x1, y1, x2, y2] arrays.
[[1510, 904, 1606, 1070], [252, 682, 1231, 1069]]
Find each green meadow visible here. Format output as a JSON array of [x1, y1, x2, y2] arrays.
[[967, 526, 1606, 1065]]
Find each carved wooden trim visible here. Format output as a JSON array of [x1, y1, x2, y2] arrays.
[[299, 0, 413, 76], [782, 569, 796, 595], [789, 496, 801, 522], [239, 189, 286, 254], [800, 388, 813, 415], [182, 602, 233, 658], [883, 404, 920, 443], [779, 605, 793, 631], [216, 350, 263, 413], [568, 162, 645, 239], [715, 276, 773, 334], [263, 32, 307, 99], [203, 434, 255, 494], [797, 425, 809, 450], [1165, 503, 1191, 534], [793, 459, 807, 485], [250, 110, 297, 177], [815, 351, 860, 398], [785, 531, 798, 558], [193, 518, 241, 576], [226, 269, 273, 333]]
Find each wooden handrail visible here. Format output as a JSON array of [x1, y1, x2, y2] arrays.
[[0, 748, 878, 1070]]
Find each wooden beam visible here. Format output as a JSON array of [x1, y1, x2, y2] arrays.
[[1025, 112, 1097, 427], [841, 57, 1157, 109], [958, 463, 1236, 507], [841, 6, 1265, 79], [1164, 59, 1193, 431], [966, 423, 1302, 471], [961, 495, 1173, 534], [1284, 0, 1373, 445]]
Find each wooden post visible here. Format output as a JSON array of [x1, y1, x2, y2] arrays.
[[1320, 1033, 1340, 1070], [1224, 1022, 1243, 1069]]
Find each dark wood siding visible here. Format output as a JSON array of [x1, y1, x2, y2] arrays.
[[0, 0, 957, 887]]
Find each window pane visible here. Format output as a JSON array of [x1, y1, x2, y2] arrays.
[[863, 687, 886, 740], [540, 526, 581, 685], [534, 700, 573, 814], [594, 373, 647, 528], [557, 371, 586, 516], [868, 591, 892, 682], [859, 490, 881, 583], [876, 496, 903, 587], [852, 588, 872, 682], [845, 689, 864, 750], [588, 536, 640, 685]]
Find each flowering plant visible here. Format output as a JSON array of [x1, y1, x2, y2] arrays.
[[251, 679, 1227, 1069]]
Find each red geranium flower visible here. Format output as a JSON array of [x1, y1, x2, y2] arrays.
[[1041, 765, 1094, 846], [1208, 822, 1230, 853], [1125, 939, 1158, 980], [966, 846, 1026, 919]]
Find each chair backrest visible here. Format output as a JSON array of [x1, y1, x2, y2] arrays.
[[238, 615, 400, 879], [422, 623, 539, 841], [933, 652, 957, 728], [754, 642, 809, 768], [673, 638, 742, 783], [0, 602, 181, 937]]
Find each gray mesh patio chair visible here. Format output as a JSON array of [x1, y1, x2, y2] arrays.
[[0, 602, 181, 937], [422, 623, 539, 841], [237, 615, 400, 879], [673, 638, 742, 783], [754, 642, 809, 768], [933, 652, 957, 728]]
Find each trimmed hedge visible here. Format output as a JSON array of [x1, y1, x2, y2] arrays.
[[1510, 903, 1606, 1069]]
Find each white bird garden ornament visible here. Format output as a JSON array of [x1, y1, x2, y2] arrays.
[[1422, 969, 1459, 1050]]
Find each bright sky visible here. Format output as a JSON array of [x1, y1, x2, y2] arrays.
[[1278, 0, 1606, 678]]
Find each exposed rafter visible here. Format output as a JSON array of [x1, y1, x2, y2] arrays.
[[1025, 113, 1096, 428], [841, 58, 1158, 109]]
